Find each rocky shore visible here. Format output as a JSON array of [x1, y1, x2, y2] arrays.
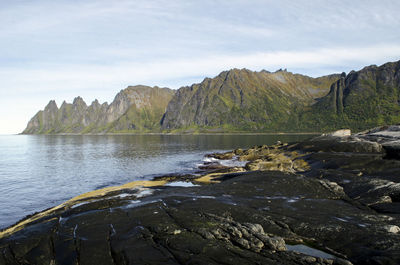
[[1, 126, 400, 265]]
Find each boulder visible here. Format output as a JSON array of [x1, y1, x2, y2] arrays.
[[382, 140, 400, 159]]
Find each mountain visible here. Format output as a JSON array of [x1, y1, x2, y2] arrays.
[[297, 60, 400, 131], [160, 69, 339, 132], [22, 60, 400, 134], [22, 86, 175, 134]]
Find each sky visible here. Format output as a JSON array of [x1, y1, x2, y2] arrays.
[[1, 0, 400, 134]]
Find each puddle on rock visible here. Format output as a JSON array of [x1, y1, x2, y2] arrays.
[[286, 244, 335, 259]]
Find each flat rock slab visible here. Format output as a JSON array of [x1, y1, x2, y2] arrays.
[[1, 170, 399, 265]]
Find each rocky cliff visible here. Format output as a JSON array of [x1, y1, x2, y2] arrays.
[[300, 60, 400, 131], [23, 86, 175, 134]]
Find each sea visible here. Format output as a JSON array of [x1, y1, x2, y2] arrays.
[[0, 134, 314, 229]]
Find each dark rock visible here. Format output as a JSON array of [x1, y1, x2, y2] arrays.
[[206, 152, 235, 160], [296, 135, 383, 153], [382, 141, 400, 159]]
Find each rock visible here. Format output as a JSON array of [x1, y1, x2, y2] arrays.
[[343, 177, 400, 209], [382, 140, 400, 159], [244, 151, 309, 173], [325, 259, 334, 265], [302, 256, 317, 263], [373, 196, 393, 205], [293, 159, 310, 172], [258, 235, 287, 251], [245, 159, 293, 172], [244, 223, 264, 234], [384, 225, 400, 234], [323, 129, 351, 137], [334, 258, 354, 265], [298, 135, 383, 153], [234, 148, 244, 155], [173, 229, 182, 235], [206, 152, 235, 160], [319, 180, 345, 198]]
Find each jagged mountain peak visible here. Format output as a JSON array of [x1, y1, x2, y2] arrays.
[[44, 100, 58, 111], [274, 68, 288, 73], [73, 96, 86, 106]]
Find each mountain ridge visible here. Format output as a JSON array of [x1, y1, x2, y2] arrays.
[[160, 68, 339, 132], [22, 60, 400, 134], [23, 85, 175, 134]]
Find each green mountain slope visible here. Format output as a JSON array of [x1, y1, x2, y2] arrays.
[[297, 61, 400, 131], [160, 69, 338, 132]]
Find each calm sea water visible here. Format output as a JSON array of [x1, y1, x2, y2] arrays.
[[0, 134, 314, 229]]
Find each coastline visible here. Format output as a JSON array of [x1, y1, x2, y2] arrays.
[[18, 132, 321, 136], [2, 127, 400, 264]]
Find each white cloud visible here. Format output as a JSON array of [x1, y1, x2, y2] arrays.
[[2, 44, 399, 95]]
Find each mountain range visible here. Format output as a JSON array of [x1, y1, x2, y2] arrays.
[[22, 60, 400, 134]]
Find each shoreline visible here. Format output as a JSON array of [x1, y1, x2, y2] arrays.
[[17, 132, 322, 136], [2, 127, 400, 264]]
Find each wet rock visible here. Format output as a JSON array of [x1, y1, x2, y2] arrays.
[[382, 140, 400, 159], [238, 145, 271, 161], [198, 162, 228, 170], [206, 152, 235, 160], [293, 159, 310, 172], [234, 148, 244, 155]]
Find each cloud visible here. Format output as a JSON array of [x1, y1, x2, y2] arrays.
[[2, 44, 400, 95]]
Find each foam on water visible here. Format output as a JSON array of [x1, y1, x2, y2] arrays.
[[165, 181, 199, 187]]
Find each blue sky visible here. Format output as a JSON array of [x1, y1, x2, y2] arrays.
[[1, 0, 400, 134]]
